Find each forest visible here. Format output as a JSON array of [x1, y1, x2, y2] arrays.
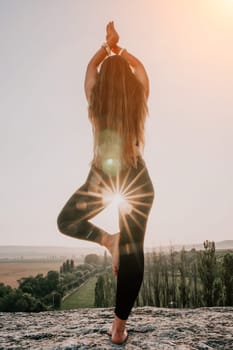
[[0, 258, 104, 312], [0, 241, 232, 312], [95, 241, 233, 308]]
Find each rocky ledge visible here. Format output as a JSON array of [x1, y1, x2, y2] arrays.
[[0, 307, 233, 349]]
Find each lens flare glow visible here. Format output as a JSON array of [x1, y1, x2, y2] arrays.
[[78, 165, 154, 237], [112, 192, 125, 207], [103, 190, 133, 215]]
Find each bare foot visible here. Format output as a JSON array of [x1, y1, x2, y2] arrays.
[[110, 315, 128, 345], [101, 232, 120, 277]]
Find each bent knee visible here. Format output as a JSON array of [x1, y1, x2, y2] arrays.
[[57, 211, 85, 238], [57, 212, 67, 235]]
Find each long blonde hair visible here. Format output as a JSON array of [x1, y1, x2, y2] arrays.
[[89, 55, 148, 173]]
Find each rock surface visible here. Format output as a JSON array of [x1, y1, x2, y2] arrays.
[[0, 307, 233, 349]]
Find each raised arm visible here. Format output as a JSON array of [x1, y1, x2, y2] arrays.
[[112, 46, 150, 99], [84, 22, 119, 103], [84, 22, 149, 103], [109, 22, 149, 98], [84, 48, 107, 104]]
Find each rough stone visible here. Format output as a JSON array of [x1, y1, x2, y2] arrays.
[[0, 307, 232, 349]]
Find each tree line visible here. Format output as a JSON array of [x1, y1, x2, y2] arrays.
[[95, 241, 233, 308], [1, 244, 232, 312], [0, 258, 102, 312]]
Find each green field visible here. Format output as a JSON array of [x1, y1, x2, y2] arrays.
[[60, 276, 98, 310]]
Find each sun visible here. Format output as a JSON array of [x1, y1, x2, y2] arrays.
[[102, 190, 133, 215], [111, 192, 125, 207], [81, 165, 154, 236], [212, 0, 233, 11]]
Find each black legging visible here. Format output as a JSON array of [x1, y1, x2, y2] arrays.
[[57, 157, 154, 320]]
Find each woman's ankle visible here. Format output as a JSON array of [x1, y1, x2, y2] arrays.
[[100, 231, 119, 251], [99, 230, 109, 248], [113, 314, 126, 331], [111, 315, 128, 344]]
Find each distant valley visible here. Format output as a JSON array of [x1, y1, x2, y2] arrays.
[[0, 240, 232, 261]]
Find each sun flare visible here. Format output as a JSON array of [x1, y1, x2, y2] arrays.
[[112, 193, 125, 207], [103, 191, 133, 215], [85, 166, 153, 235]]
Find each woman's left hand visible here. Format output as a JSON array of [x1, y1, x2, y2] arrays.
[[106, 21, 119, 48]]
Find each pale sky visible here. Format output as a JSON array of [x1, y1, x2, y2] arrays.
[[0, 0, 232, 250]]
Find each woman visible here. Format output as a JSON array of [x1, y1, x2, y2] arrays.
[[57, 22, 154, 345]]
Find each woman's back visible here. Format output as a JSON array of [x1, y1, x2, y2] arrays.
[[89, 55, 148, 171]]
